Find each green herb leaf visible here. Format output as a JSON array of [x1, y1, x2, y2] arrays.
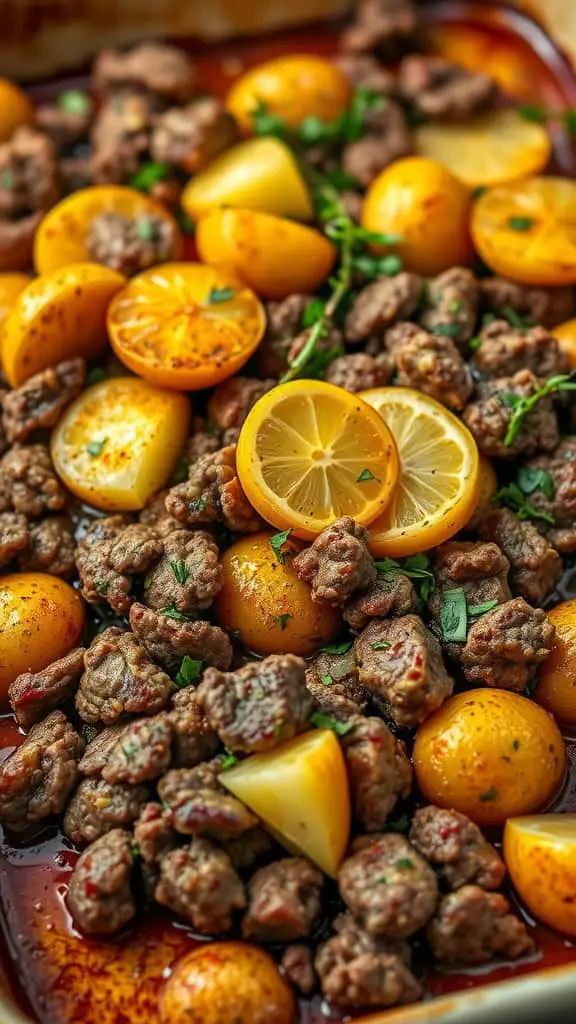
[[387, 813, 410, 833], [512, 739, 520, 750], [135, 216, 155, 241], [502, 305, 534, 330], [472, 186, 487, 200], [319, 640, 353, 654], [376, 554, 435, 602], [396, 857, 414, 869], [302, 297, 326, 328], [86, 437, 107, 457], [517, 467, 555, 499], [0, 170, 14, 190], [221, 752, 238, 771], [431, 323, 461, 338], [94, 579, 109, 596], [160, 605, 193, 621], [269, 528, 292, 564], [320, 674, 333, 686], [130, 841, 141, 860], [468, 599, 498, 616], [562, 109, 576, 137], [503, 373, 576, 447], [170, 560, 190, 585], [310, 712, 353, 736], [58, 89, 93, 116], [275, 613, 292, 631], [322, 169, 361, 190], [518, 103, 548, 123], [479, 786, 498, 802], [507, 216, 534, 232], [440, 588, 468, 643], [174, 654, 203, 688], [469, 335, 483, 352], [492, 481, 555, 525], [128, 160, 170, 191], [357, 468, 381, 483], [86, 366, 107, 385], [449, 299, 462, 313], [370, 640, 391, 650], [170, 456, 189, 484], [207, 286, 235, 304], [250, 99, 286, 138], [188, 496, 208, 514]]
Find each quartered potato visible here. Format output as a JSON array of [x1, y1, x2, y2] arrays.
[[51, 376, 191, 511], [505, 815, 576, 937]]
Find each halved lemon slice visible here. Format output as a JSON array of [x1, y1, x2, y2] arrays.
[[415, 107, 551, 188], [472, 176, 576, 285], [236, 380, 399, 539], [360, 387, 479, 557], [504, 815, 576, 937]]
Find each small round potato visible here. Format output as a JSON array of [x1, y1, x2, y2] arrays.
[[0, 573, 85, 701], [159, 942, 296, 1024]]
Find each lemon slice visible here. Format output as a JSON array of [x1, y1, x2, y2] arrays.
[[236, 380, 399, 539], [360, 387, 479, 557], [415, 107, 551, 188], [504, 815, 576, 937]]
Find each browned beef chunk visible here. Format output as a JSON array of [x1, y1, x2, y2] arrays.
[[480, 276, 576, 329], [342, 716, 412, 831], [76, 627, 173, 724], [461, 596, 555, 690], [339, 834, 438, 937], [325, 352, 393, 391], [0, 510, 28, 567], [90, 92, 153, 185], [158, 758, 226, 807], [93, 43, 197, 103], [2, 358, 85, 443], [294, 517, 376, 606], [18, 516, 75, 576], [281, 945, 317, 997], [333, 53, 396, 93], [154, 838, 245, 933], [258, 293, 312, 377], [133, 802, 179, 865], [342, 100, 412, 188], [521, 437, 576, 552], [63, 776, 148, 846], [9, 648, 86, 730], [345, 274, 422, 343], [143, 528, 222, 615], [78, 724, 128, 776], [0, 443, 66, 518], [86, 211, 176, 275], [427, 541, 512, 659], [305, 648, 369, 720], [478, 508, 561, 603], [166, 688, 220, 768], [428, 886, 534, 963], [344, 574, 419, 631], [223, 827, 275, 873], [36, 94, 93, 149], [355, 616, 453, 728], [409, 805, 506, 891], [207, 377, 276, 445], [158, 758, 256, 840], [184, 421, 223, 461], [472, 321, 567, 379], [242, 858, 323, 942], [315, 912, 421, 1010], [0, 127, 60, 270], [75, 516, 162, 614], [419, 267, 479, 347], [398, 55, 497, 119], [60, 154, 94, 193], [0, 712, 84, 832], [341, 0, 418, 56], [139, 489, 185, 536], [102, 715, 173, 784], [67, 829, 136, 935], [151, 97, 239, 173], [165, 445, 262, 533], [463, 370, 559, 459], [196, 654, 312, 753], [392, 326, 472, 411], [130, 601, 232, 676]]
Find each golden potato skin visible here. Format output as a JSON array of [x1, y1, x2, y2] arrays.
[[214, 531, 341, 656], [159, 942, 296, 1024], [0, 573, 85, 700], [413, 689, 566, 826]]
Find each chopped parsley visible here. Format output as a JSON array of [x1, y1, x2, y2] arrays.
[[449, 299, 462, 313], [396, 858, 414, 870], [502, 373, 576, 447], [469, 335, 483, 352], [320, 640, 353, 655], [135, 216, 155, 241], [310, 712, 353, 736], [512, 739, 521, 751], [188, 496, 207, 514], [94, 579, 109, 596], [170, 560, 190, 585], [221, 752, 238, 771], [320, 674, 334, 686], [387, 813, 410, 833], [86, 366, 108, 386], [517, 467, 555, 500], [122, 740, 138, 761], [302, 297, 326, 328], [275, 613, 292, 631], [518, 103, 548, 123], [501, 305, 534, 330], [207, 286, 235, 304], [562, 109, 576, 137], [468, 600, 498, 617], [479, 786, 498, 802], [507, 216, 534, 232], [492, 481, 555, 525], [269, 529, 292, 564], [170, 456, 189, 484], [440, 588, 468, 643], [86, 437, 107, 457], [376, 553, 435, 603], [174, 655, 203, 688], [250, 98, 287, 138], [58, 88, 93, 116], [370, 640, 392, 650], [357, 468, 381, 483], [160, 605, 193, 621], [128, 160, 170, 191], [431, 322, 461, 338], [130, 841, 141, 860]]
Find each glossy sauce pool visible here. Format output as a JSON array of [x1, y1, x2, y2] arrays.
[[3, 3, 576, 1021]]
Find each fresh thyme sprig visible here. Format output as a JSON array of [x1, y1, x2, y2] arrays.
[[503, 373, 576, 446]]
